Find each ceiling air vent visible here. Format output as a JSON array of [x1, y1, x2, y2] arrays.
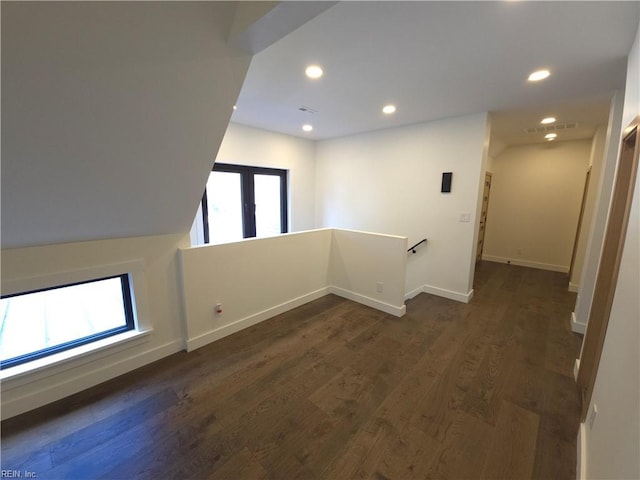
[[524, 122, 578, 134], [298, 106, 318, 114]]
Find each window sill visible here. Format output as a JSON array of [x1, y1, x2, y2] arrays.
[[0, 329, 152, 383]]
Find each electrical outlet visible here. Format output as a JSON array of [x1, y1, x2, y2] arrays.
[[214, 303, 223, 317], [376, 282, 384, 293]]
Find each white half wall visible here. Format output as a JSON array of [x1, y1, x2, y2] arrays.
[[315, 113, 489, 301], [0, 233, 190, 419], [329, 229, 407, 316], [180, 229, 332, 351], [483, 140, 592, 272], [179, 228, 408, 351]]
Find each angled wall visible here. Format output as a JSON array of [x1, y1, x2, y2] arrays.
[[1, 2, 252, 249]]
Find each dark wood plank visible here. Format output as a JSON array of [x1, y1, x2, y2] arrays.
[[480, 400, 540, 479], [423, 411, 493, 479], [369, 424, 440, 480]]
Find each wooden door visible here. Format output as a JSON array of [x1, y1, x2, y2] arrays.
[[568, 166, 592, 280], [577, 116, 640, 420], [476, 172, 492, 262]]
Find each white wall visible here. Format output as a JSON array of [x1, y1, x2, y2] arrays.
[[572, 92, 626, 334], [569, 125, 609, 291], [179, 228, 408, 352], [1, 2, 251, 248], [483, 140, 591, 272], [1, 234, 190, 419], [315, 113, 489, 302], [485, 154, 495, 174], [581, 20, 640, 480]]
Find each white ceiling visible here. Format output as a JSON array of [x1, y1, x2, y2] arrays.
[[231, 1, 639, 146]]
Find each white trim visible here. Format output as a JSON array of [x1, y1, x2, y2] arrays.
[[186, 282, 409, 353], [184, 227, 335, 250], [329, 286, 406, 317], [482, 255, 568, 273], [1, 339, 182, 420], [568, 281, 580, 293], [571, 311, 587, 334], [331, 227, 408, 241], [1, 259, 145, 296], [404, 286, 424, 301], [0, 329, 152, 384], [577, 422, 588, 480], [574, 358, 581, 381], [185, 287, 331, 352], [422, 284, 474, 303]]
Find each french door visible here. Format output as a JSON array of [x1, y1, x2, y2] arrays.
[[202, 163, 288, 244]]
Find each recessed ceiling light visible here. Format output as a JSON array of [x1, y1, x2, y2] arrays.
[[305, 65, 323, 79], [302, 124, 313, 132], [382, 104, 396, 114], [545, 133, 557, 139], [540, 116, 556, 124], [528, 69, 550, 82]]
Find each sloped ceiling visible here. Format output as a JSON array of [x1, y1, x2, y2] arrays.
[[1, 2, 254, 249]]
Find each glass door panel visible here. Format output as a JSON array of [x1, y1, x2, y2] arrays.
[[254, 174, 283, 237], [206, 171, 243, 244]]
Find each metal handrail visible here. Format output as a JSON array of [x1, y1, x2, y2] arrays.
[[408, 238, 427, 253]]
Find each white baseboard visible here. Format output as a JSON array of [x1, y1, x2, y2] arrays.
[[329, 286, 406, 317], [1, 340, 183, 420], [186, 287, 331, 352], [568, 282, 580, 293], [422, 284, 474, 304], [482, 255, 569, 273], [404, 286, 424, 301], [571, 311, 587, 334], [577, 423, 587, 480], [574, 358, 580, 381]]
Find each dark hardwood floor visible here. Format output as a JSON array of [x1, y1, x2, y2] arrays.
[[1, 261, 583, 479]]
